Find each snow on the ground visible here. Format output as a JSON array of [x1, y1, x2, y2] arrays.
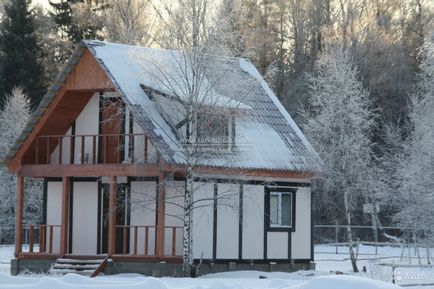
[[0, 245, 14, 275], [0, 244, 432, 288], [0, 271, 402, 289], [316, 244, 434, 286]]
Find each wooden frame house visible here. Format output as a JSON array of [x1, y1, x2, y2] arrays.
[[6, 41, 321, 276]]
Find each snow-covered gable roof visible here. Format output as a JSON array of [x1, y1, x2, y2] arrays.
[[5, 40, 321, 173], [84, 40, 321, 172]]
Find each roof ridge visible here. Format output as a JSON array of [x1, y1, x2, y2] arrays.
[[83, 39, 250, 62]]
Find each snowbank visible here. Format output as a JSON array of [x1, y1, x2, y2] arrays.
[[0, 271, 404, 289], [293, 275, 399, 289]]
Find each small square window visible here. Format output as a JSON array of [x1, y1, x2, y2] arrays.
[[270, 191, 292, 228]]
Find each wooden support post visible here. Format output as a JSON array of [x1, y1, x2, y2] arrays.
[[39, 226, 46, 253], [15, 176, 24, 257], [58, 136, 63, 164], [156, 174, 166, 257], [108, 176, 117, 256], [29, 225, 34, 253], [60, 176, 70, 255], [145, 227, 149, 256], [133, 226, 138, 255], [49, 226, 53, 253], [172, 227, 176, 256]]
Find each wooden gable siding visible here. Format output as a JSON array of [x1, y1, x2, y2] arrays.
[[9, 49, 115, 172], [64, 50, 113, 91]]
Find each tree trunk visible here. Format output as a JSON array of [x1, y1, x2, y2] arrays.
[[344, 190, 359, 272], [424, 230, 431, 265], [182, 166, 195, 276], [412, 229, 421, 265]]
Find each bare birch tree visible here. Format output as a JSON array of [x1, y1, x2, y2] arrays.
[[133, 0, 251, 276], [102, 0, 156, 45]]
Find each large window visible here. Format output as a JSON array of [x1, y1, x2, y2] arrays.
[[270, 191, 293, 228]]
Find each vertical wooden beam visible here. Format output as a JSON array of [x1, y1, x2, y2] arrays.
[[171, 227, 176, 256], [144, 136, 148, 162], [58, 136, 63, 164], [15, 176, 24, 257], [49, 226, 53, 253], [92, 135, 96, 164], [145, 226, 149, 256], [156, 174, 166, 257], [133, 226, 138, 255], [60, 176, 70, 255], [108, 176, 117, 256], [29, 225, 34, 253]]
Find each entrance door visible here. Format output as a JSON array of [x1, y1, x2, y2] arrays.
[[98, 183, 130, 254], [100, 98, 125, 163]]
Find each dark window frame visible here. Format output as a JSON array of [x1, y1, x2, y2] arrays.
[[264, 187, 296, 232]]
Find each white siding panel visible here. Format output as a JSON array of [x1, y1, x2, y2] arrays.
[[267, 232, 288, 259], [72, 182, 98, 254], [132, 121, 158, 163], [50, 93, 99, 165], [242, 185, 264, 259], [216, 183, 239, 259], [74, 94, 99, 164], [130, 181, 157, 255], [192, 182, 214, 259], [50, 128, 72, 164], [291, 187, 311, 259], [46, 182, 62, 253]]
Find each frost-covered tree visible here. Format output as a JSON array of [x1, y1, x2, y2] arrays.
[[0, 88, 43, 242], [393, 41, 434, 254], [302, 46, 378, 272], [0, 88, 30, 160], [102, 0, 155, 45]]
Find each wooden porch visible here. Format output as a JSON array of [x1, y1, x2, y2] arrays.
[[14, 176, 183, 262]]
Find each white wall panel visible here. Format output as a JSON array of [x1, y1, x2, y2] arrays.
[[46, 182, 62, 253], [291, 187, 311, 259], [216, 183, 239, 259], [132, 121, 157, 163], [72, 182, 98, 254], [50, 93, 99, 165], [192, 182, 214, 259], [267, 232, 288, 259], [242, 185, 264, 259], [130, 181, 157, 255], [164, 181, 184, 256], [74, 94, 99, 164], [50, 128, 72, 164]]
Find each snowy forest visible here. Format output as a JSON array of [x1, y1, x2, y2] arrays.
[[0, 0, 434, 270]]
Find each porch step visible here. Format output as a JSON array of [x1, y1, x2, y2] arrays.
[[49, 255, 109, 277]]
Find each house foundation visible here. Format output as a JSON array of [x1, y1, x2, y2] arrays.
[[11, 258, 315, 276]]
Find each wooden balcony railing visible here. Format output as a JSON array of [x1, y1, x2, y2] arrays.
[[34, 133, 153, 165], [20, 224, 61, 254], [114, 225, 183, 256]]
